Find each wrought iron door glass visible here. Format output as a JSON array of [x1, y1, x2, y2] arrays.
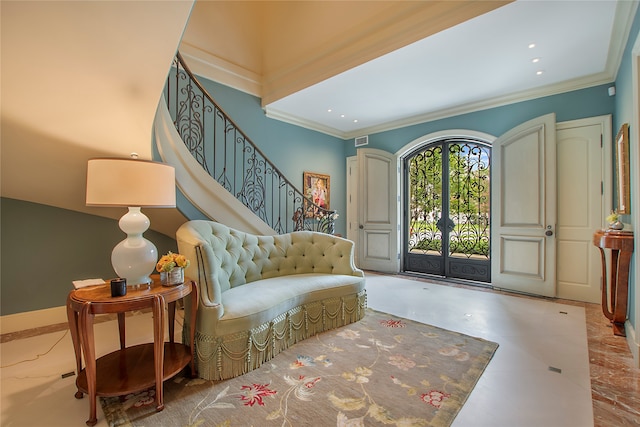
[[405, 139, 491, 282]]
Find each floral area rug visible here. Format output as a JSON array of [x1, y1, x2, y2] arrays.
[[101, 309, 498, 427]]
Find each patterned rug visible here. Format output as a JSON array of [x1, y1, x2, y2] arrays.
[[101, 309, 498, 427]]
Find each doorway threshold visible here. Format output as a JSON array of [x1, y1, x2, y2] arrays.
[[391, 271, 557, 302], [399, 271, 492, 289]]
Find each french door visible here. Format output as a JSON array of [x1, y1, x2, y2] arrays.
[[404, 138, 491, 282]]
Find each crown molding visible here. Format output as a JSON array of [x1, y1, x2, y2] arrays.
[[266, 71, 615, 141], [344, 73, 616, 140], [179, 42, 262, 97], [264, 108, 346, 139], [606, 0, 640, 79]]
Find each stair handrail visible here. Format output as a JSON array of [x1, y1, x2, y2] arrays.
[[164, 52, 336, 234]]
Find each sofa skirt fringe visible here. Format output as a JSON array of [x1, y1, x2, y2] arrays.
[[193, 290, 367, 380]]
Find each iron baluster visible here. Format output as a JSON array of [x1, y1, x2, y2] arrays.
[[164, 53, 336, 234]]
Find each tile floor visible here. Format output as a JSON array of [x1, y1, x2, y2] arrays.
[[0, 272, 638, 426]]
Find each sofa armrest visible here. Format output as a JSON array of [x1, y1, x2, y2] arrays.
[[177, 222, 225, 315], [318, 233, 363, 277]]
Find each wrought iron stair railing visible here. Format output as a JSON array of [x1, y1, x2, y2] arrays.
[[164, 53, 336, 234]]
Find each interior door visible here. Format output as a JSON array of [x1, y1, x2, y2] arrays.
[[491, 113, 557, 297], [357, 148, 399, 272], [346, 156, 359, 264], [556, 117, 610, 303]]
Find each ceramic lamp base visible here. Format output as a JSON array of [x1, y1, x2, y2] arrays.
[[111, 207, 157, 286]]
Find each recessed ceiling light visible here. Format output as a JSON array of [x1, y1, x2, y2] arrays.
[[340, 114, 345, 118], [529, 43, 536, 49], [353, 119, 358, 123], [536, 70, 544, 75], [327, 109, 332, 113], [532, 58, 540, 63]]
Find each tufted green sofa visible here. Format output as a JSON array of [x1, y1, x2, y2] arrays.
[[176, 220, 367, 380]]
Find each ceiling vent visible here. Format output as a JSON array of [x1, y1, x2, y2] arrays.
[[354, 135, 369, 147]]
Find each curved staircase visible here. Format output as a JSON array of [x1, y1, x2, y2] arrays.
[[155, 53, 337, 236]]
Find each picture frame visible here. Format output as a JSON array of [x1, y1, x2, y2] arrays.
[[615, 123, 631, 214], [303, 172, 330, 216]]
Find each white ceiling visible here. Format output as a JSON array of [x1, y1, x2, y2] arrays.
[[264, 0, 634, 139]]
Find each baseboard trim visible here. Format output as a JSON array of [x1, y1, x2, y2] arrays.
[[0, 305, 67, 335], [625, 320, 640, 368]]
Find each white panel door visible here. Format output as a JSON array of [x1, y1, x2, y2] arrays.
[[346, 156, 359, 264], [357, 148, 399, 272], [491, 114, 557, 297], [556, 117, 610, 303]]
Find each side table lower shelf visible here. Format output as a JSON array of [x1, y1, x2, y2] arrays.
[[76, 342, 192, 398]]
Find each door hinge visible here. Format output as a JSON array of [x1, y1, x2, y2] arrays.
[[601, 181, 604, 195], [600, 134, 603, 147]]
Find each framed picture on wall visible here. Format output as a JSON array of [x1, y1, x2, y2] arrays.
[[615, 123, 631, 214], [303, 172, 330, 217]]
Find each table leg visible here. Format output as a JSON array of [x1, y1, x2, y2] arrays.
[[152, 295, 165, 412], [66, 296, 84, 399], [188, 280, 198, 378], [167, 301, 176, 344], [596, 244, 632, 337], [612, 250, 632, 336], [608, 250, 620, 317], [117, 312, 126, 349], [596, 247, 614, 320], [79, 303, 97, 426]]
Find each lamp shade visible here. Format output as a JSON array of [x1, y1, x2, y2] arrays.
[[86, 158, 176, 207], [86, 157, 176, 286]]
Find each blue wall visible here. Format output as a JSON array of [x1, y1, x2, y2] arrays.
[[192, 78, 349, 235], [3, 17, 637, 318], [0, 198, 178, 316], [612, 5, 640, 333], [190, 76, 615, 239], [346, 84, 614, 157]]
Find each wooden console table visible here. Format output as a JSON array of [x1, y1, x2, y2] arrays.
[[592, 229, 634, 336], [66, 275, 198, 426]]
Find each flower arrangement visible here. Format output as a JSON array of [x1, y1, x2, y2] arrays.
[[316, 211, 339, 220], [606, 210, 619, 224], [156, 251, 190, 273]]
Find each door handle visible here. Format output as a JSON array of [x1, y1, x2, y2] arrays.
[[436, 217, 455, 232], [545, 230, 553, 236], [359, 224, 364, 229]]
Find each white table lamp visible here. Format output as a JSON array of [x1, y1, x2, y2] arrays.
[[86, 157, 176, 286]]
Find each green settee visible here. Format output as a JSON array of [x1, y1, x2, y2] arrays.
[[176, 220, 367, 380]]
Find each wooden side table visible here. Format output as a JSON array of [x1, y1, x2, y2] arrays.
[[592, 229, 634, 336], [66, 275, 198, 426]]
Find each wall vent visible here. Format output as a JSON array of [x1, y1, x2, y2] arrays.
[[354, 135, 369, 147]]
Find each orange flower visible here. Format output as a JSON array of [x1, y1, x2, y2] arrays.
[[156, 252, 190, 272], [174, 254, 189, 268]]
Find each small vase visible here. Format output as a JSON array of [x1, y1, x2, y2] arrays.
[[608, 220, 624, 230], [160, 268, 184, 286]]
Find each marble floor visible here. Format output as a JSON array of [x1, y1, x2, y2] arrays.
[[0, 272, 638, 426], [383, 273, 640, 427]]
